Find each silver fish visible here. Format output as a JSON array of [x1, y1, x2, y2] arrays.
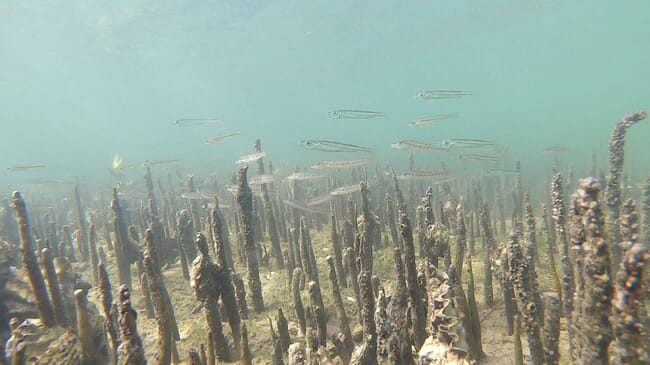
[[447, 138, 495, 148], [285, 172, 328, 181], [180, 191, 218, 200], [248, 174, 275, 186], [118, 163, 139, 170], [299, 140, 371, 153], [330, 184, 362, 196], [205, 132, 241, 144], [236, 152, 266, 164], [180, 192, 204, 200], [396, 171, 454, 181], [145, 159, 181, 166], [311, 159, 369, 169], [203, 192, 219, 199], [174, 119, 222, 127], [283, 199, 327, 215], [206, 202, 230, 209], [6, 164, 47, 171], [25, 179, 74, 185], [410, 113, 460, 127], [329, 109, 385, 119], [391, 140, 451, 152], [306, 194, 332, 206], [482, 169, 520, 177], [542, 145, 570, 154], [457, 154, 500, 162], [415, 90, 471, 100]]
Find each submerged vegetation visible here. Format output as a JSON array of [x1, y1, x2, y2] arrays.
[[0, 110, 648, 364]]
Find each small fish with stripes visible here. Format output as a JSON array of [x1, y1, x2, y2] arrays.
[[396, 171, 454, 181], [329, 109, 385, 119], [415, 90, 471, 100], [457, 154, 500, 162], [446, 138, 495, 148], [410, 113, 459, 127], [145, 159, 181, 166], [285, 172, 328, 181], [330, 184, 362, 196], [236, 152, 266, 164], [311, 158, 370, 169], [6, 164, 47, 172], [482, 168, 520, 177], [205, 132, 241, 144], [174, 118, 222, 127], [391, 140, 451, 152], [283, 199, 327, 215], [299, 140, 371, 153], [305, 194, 332, 206]]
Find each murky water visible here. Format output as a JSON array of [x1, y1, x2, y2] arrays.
[[1, 1, 648, 187]]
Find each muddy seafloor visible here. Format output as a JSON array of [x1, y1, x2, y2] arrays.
[[66, 225, 570, 365]]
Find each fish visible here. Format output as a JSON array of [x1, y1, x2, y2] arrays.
[[542, 145, 570, 154], [6, 164, 47, 172], [203, 192, 221, 199], [25, 179, 74, 185], [120, 164, 139, 170], [206, 202, 230, 209], [112, 154, 123, 170], [299, 140, 371, 153], [311, 159, 370, 169], [180, 192, 204, 200], [145, 159, 181, 166], [248, 174, 275, 186], [285, 172, 328, 181], [396, 171, 454, 181], [447, 138, 495, 148], [330, 184, 362, 196], [174, 119, 222, 127], [409, 113, 460, 127], [482, 168, 520, 177], [205, 132, 241, 144], [181, 191, 219, 200], [391, 140, 451, 152], [415, 90, 471, 100], [328, 109, 385, 119], [457, 154, 500, 162], [236, 152, 266, 164], [305, 194, 332, 206], [283, 199, 327, 215]]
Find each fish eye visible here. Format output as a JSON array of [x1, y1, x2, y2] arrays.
[[527, 302, 536, 313], [329, 111, 339, 118]]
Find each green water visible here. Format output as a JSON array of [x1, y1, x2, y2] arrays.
[[1, 0, 649, 189]]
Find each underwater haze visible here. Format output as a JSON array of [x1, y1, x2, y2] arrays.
[[3, 2, 650, 364], [1, 0, 649, 187]]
